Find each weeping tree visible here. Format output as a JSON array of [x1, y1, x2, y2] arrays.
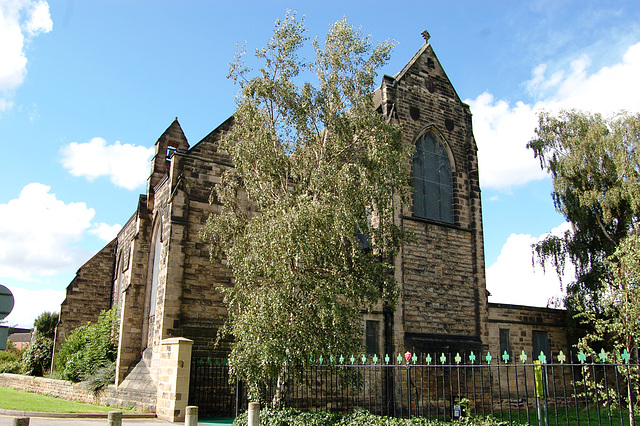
[[202, 13, 413, 404], [528, 110, 640, 419]]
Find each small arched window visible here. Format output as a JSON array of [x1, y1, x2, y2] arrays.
[[413, 131, 453, 223]]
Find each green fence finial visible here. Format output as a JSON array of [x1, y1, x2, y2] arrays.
[[557, 351, 566, 364], [599, 348, 608, 363], [577, 350, 587, 363], [519, 350, 528, 363]]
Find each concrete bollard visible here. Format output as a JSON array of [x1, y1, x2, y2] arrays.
[[12, 418, 29, 426], [185, 406, 198, 426], [248, 402, 260, 426], [107, 411, 122, 426]]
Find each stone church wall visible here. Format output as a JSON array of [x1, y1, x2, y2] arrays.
[[379, 41, 488, 354], [165, 119, 238, 358], [487, 303, 573, 358], [55, 240, 116, 350]]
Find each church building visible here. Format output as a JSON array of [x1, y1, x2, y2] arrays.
[[55, 32, 571, 410]]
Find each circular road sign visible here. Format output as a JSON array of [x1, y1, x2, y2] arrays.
[[0, 284, 15, 321]]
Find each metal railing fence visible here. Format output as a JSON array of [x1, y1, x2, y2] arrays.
[[189, 350, 639, 425]]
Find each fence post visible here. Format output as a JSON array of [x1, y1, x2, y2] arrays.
[[534, 361, 543, 426], [107, 411, 122, 426], [248, 402, 260, 426], [185, 406, 198, 426]]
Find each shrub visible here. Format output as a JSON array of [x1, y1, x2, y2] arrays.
[[21, 337, 53, 376], [83, 361, 116, 395], [233, 407, 513, 426], [55, 308, 118, 388], [0, 350, 23, 373]]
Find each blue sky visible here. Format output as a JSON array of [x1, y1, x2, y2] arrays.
[[1, 0, 639, 328]]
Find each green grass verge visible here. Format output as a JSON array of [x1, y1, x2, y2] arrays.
[[0, 386, 138, 413], [488, 406, 631, 426]]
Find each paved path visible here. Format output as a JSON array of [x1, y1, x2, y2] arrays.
[[0, 414, 234, 426], [0, 418, 168, 426]]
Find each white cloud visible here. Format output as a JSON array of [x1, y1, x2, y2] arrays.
[[1, 286, 65, 329], [89, 222, 122, 242], [0, 183, 95, 280], [467, 93, 545, 189], [60, 137, 155, 190], [0, 0, 52, 111], [24, 0, 52, 36], [467, 41, 640, 190], [487, 222, 574, 308]]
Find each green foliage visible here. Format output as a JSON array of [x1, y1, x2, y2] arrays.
[[55, 308, 118, 387], [21, 336, 53, 376], [203, 12, 413, 403], [528, 110, 640, 419], [233, 407, 512, 426], [21, 310, 59, 376], [83, 361, 116, 395], [0, 350, 22, 373], [528, 110, 640, 314], [33, 311, 59, 340]]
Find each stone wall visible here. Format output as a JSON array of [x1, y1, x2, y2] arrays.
[[487, 303, 576, 398], [487, 303, 573, 357], [56, 240, 116, 350], [114, 200, 151, 385], [402, 222, 477, 337]]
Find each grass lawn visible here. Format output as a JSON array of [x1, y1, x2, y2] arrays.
[[0, 386, 138, 413], [488, 406, 631, 426]]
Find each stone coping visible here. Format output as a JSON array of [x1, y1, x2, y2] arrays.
[[0, 409, 157, 419]]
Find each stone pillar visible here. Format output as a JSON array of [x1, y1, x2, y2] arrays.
[[156, 337, 193, 422]]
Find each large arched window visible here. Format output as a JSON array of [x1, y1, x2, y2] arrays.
[[412, 131, 453, 223]]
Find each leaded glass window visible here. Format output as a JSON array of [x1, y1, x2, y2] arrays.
[[412, 131, 453, 223]]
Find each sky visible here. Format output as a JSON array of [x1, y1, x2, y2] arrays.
[[1, 0, 639, 329]]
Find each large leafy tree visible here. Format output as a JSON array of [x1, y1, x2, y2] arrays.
[[528, 110, 640, 419], [528, 110, 640, 315], [203, 13, 413, 402], [33, 311, 58, 340]]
